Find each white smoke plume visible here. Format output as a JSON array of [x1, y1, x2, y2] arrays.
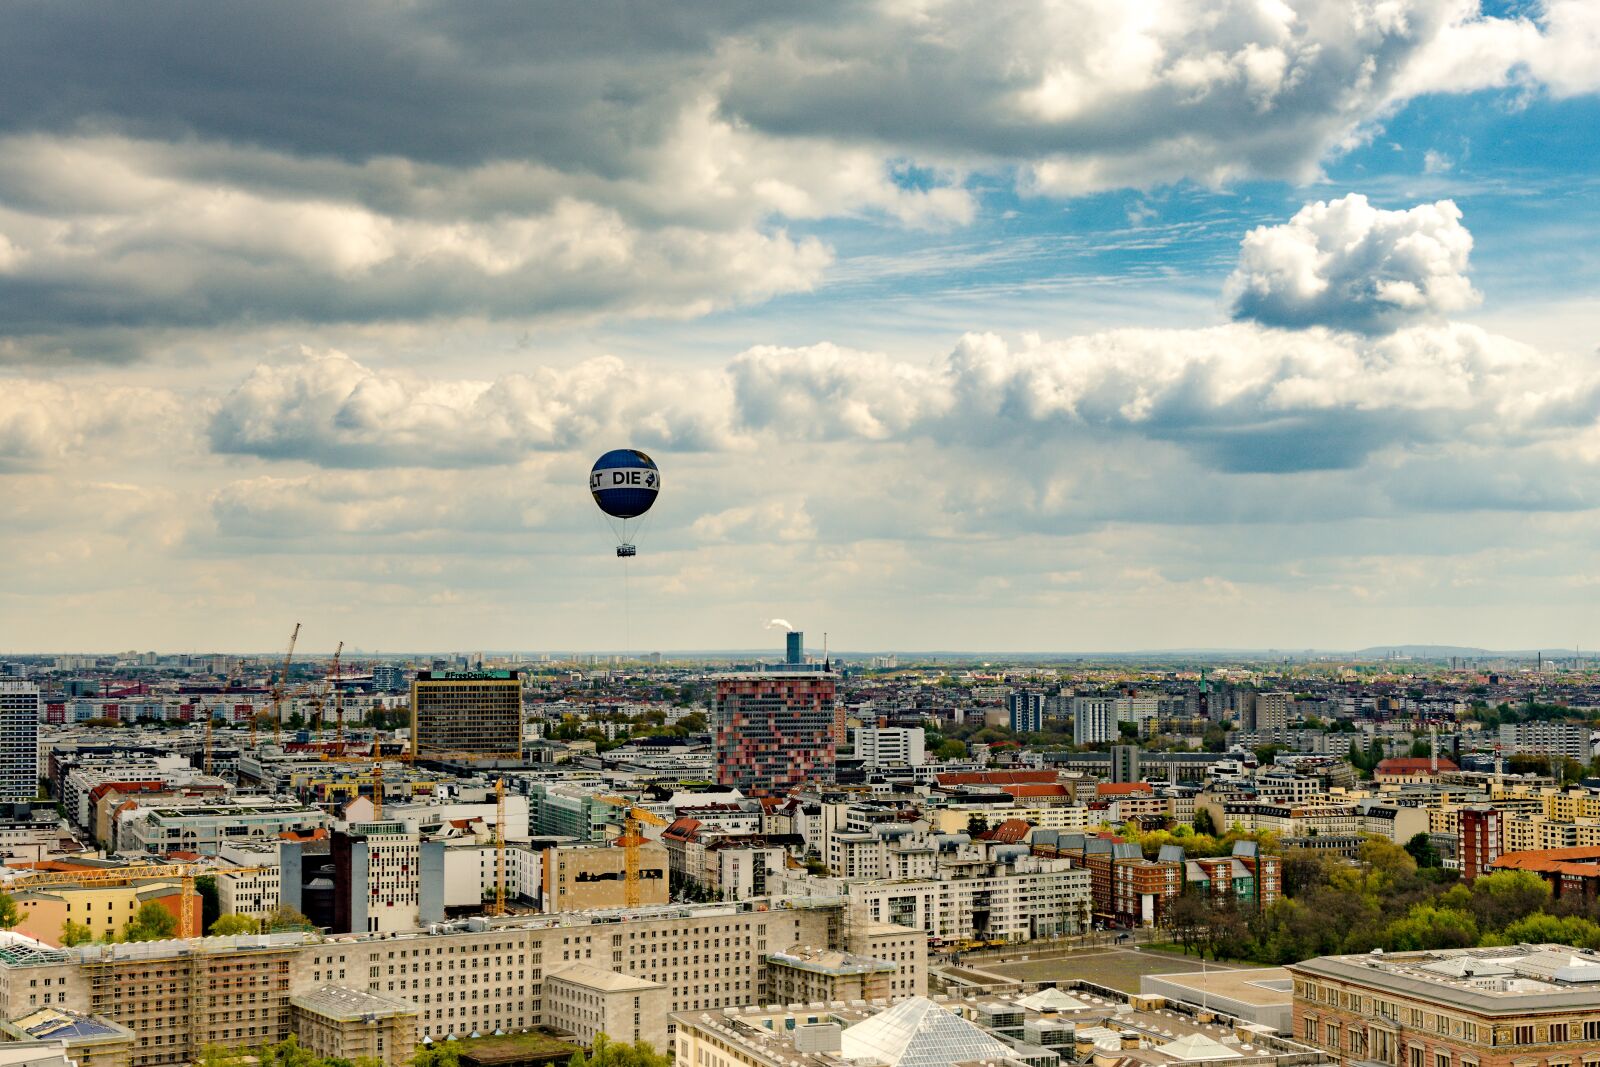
[[764, 618, 794, 631]]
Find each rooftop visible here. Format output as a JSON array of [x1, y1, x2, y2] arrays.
[[546, 962, 665, 992], [289, 985, 418, 1021], [1290, 944, 1600, 1012]]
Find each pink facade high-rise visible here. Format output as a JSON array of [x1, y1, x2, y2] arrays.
[[714, 671, 838, 795]]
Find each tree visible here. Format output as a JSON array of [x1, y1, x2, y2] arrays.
[[195, 874, 221, 931], [1191, 808, 1218, 837], [60, 919, 94, 946], [965, 813, 989, 837], [0, 892, 24, 930], [1161, 892, 1210, 956], [565, 1035, 672, 1067], [122, 901, 177, 942], [411, 1046, 461, 1067], [265, 904, 317, 932], [1381, 903, 1477, 951], [1468, 870, 1551, 932], [934, 739, 967, 760], [1404, 832, 1442, 869], [209, 914, 260, 936], [1500, 912, 1600, 950]]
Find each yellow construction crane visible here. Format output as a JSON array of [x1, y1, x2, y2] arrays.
[[269, 623, 301, 745], [488, 778, 507, 916], [7, 863, 271, 939], [618, 815, 645, 908], [326, 640, 343, 739]]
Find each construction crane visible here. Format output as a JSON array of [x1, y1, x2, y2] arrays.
[[6, 863, 271, 940], [617, 815, 645, 908], [270, 623, 301, 745], [327, 641, 343, 740], [488, 778, 507, 916]]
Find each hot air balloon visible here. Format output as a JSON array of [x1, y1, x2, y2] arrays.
[[589, 448, 660, 557]]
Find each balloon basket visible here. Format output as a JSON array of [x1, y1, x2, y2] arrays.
[[617, 544, 637, 558]]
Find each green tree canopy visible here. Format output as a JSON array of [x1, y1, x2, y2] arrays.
[[209, 914, 260, 936], [122, 901, 177, 942], [265, 904, 317, 932], [60, 919, 94, 946], [0, 892, 24, 930]]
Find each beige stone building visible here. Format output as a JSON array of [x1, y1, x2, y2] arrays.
[[763, 948, 893, 1005], [289, 985, 417, 1067], [1291, 943, 1600, 1067], [0, 1007, 135, 1067], [541, 842, 668, 912], [0, 899, 889, 1067], [543, 964, 668, 1052]]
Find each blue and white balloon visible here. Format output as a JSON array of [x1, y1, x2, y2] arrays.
[[590, 449, 660, 556]]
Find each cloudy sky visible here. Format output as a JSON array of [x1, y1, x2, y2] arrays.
[[4, 0, 1600, 655]]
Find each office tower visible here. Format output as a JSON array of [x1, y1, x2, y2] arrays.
[[1006, 690, 1045, 733], [371, 664, 405, 693], [714, 671, 837, 793], [1071, 696, 1117, 744], [409, 669, 522, 758], [786, 630, 804, 665], [0, 681, 40, 801]]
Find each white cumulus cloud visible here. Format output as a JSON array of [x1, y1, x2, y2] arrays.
[[208, 349, 740, 468], [1225, 194, 1480, 333]]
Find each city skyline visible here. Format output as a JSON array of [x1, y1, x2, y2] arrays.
[[3, 3, 1600, 652]]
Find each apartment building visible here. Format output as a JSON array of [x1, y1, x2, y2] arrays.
[[1460, 805, 1504, 882], [845, 856, 1090, 943], [1498, 721, 1592, 761], [0, 899, 875, 1066], [0, 681, 40, 801], [1291, 944, 1600, 1067], [827, 827, 937, 881]]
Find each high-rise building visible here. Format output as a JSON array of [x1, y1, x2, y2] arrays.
[[371, 664, 405, 693], [785, 630, 804, 665], [854, 726, 925, 768], [1251, 691, 1291, 731], [1111, 745, 1141, 784], [1071, 696, 1117, 745], [1459, 805, 1503, 882], [409, 670, 522, 758], [1006, 690, 1045, 733], [714, 671, 837, 794], [0, 681, 40, 801]]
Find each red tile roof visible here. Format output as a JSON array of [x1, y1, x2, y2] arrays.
[[1096, 782, 1154, 796], [1001, 784, 1069, 798], [981, 819, 1032, 844], [1376, 757, 1458, 773]]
